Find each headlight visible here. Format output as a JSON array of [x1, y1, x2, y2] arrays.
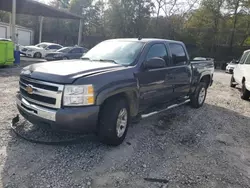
[[20, 66, 31, 75], [63, 85, 94, 106]]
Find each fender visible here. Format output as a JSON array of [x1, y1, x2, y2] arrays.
[[199, 71, 212, 83], [96, 80, 140, 117], [190, 71, 213, 93]]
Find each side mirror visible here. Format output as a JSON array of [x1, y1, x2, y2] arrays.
[[235, 60, 239, 64], [144, 57, 166, 69]]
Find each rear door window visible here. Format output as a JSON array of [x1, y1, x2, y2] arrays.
[[239, 51, 249, 64], [169, 43, 187, 66], [71, 48, 83, 53], [48, 45, 62, 50]]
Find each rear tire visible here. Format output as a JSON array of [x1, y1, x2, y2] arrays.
[[241, 82, 250, 100], [190, 82, 207, 108], [230, 76, 236, 88], [98, 97, 130, 146], [33, 52, 42, 58]]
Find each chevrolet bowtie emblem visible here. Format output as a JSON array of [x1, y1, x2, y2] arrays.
[[26, 85, 34, 94]]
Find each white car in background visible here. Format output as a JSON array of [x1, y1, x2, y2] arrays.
[[21, 42, 63, 58], [226, 60, 238, 74], [230, 49, 250, 100]]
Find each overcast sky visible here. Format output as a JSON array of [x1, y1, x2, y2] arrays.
[[37, 0, 195, 15], [37, 0, 51, 4]]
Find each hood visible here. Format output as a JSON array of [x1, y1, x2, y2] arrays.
[[21, 60, 125, 84], [25, 46, 43, 50]]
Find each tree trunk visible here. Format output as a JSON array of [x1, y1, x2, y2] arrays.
[[156, 6, 161, 28], [229, 0, 240, 50], [240, 20, 250, 46]]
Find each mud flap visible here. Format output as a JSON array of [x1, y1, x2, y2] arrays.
[[11, 115, 19, 127]]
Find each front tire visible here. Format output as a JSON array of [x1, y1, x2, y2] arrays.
[[190, 82, 207, 108], [33, 52, 42, 58], [98, 97, 130, 146], [241, 82, 250, 100]]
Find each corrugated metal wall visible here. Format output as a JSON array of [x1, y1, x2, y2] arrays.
[[0, 22, 34, 45]]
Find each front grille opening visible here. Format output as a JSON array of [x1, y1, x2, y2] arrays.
[[21, 104, 37, 114], [19, 82, 26, 88], [20, 88, 56, 105], [20, 78, 58, 92]]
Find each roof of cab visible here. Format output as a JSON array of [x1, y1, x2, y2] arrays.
[[104, 38, 183, 44]]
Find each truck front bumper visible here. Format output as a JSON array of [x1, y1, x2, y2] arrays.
[[16, 94, 99, 133]]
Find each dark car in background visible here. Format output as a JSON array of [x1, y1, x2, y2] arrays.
[[45, 46, 88, 61]]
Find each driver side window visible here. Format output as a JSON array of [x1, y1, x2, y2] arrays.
[[146, 44, 168, 65], [244, 53, 250, 64], [47, 45, 62, 50], [239, 52, 249, 64]]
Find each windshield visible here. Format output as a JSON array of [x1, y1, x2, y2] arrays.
[[57, 47, 73, 53], [35, 43, 48, 49], [82, 41, 144, 65]]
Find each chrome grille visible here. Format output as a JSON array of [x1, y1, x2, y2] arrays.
[[19, 77, 64, 109]]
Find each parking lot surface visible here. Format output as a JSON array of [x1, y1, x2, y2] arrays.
[[0, 67, 250, 188]]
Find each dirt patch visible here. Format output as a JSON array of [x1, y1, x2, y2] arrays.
[[0, 70, 250, 188]]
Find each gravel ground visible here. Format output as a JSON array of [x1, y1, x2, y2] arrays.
[[0, 66, 250, 188]]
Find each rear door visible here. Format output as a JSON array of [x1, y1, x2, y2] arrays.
[[168, 43, 192, 98], [136, 43, 174, 109]]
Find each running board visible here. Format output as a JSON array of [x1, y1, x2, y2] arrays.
[[141, 99, 190, 119]]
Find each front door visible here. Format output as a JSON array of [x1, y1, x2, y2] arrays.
[[168, 43, 192, 98], [69, 48, 83, 59], [234, 51, 249, 84], [136, 43, 174, 110]]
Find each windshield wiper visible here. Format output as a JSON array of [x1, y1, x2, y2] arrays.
[[95, 59, 118, 64]]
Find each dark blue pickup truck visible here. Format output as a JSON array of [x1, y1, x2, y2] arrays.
[[16, 38, 214, 146]]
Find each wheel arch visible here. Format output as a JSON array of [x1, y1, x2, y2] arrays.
[[96, 88, 139, 117], [200, 74, 211, 88]]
